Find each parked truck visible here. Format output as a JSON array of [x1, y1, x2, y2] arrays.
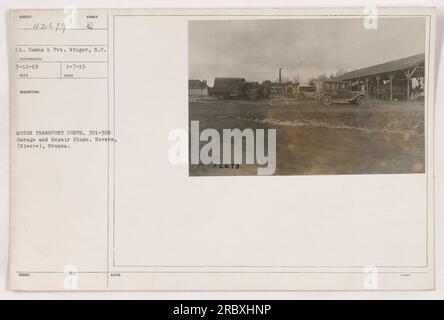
[[208, 77, 271, 100]]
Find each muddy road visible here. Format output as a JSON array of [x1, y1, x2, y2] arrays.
[[189, 98, 425, 176]]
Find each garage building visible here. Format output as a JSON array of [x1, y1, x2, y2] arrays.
[[337, 53, 425, 101]]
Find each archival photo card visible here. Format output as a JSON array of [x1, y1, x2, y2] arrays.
[[8, 7, 435, 291]]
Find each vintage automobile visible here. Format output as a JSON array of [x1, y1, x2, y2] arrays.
[[315, 80, 366, 106], [297, 85, 316, 100], [284, 85, 298, 98], [208, 77, 271, 100]]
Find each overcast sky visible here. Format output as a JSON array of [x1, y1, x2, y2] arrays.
[[189, 18, 426, 85]]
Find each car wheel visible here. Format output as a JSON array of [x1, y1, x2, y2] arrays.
[[321, 95, 332, 106], [356, 95, 366, 105], [298, 93, 305, 100]]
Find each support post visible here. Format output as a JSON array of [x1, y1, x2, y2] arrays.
[[404, 70, 411, 100], [375, 75, 380, 99], [388, 73, 395, 101], [407, 76, 411, 100], [365, 77, 369, 97], [404, 65, 419, 101]]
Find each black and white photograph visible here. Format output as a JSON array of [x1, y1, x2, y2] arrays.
[[189, 18, 427, 176]]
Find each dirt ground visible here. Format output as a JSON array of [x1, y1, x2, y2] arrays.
[[189, 96, 425, 176]]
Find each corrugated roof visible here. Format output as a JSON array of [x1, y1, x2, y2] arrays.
[[337, 53, 425, 81]]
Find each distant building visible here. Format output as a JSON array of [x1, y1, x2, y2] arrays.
[[188, 79, 208, 96], [269, 81, 299, 97]]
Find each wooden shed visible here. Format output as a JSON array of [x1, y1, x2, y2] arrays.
[[188, 79, 208, 96]]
